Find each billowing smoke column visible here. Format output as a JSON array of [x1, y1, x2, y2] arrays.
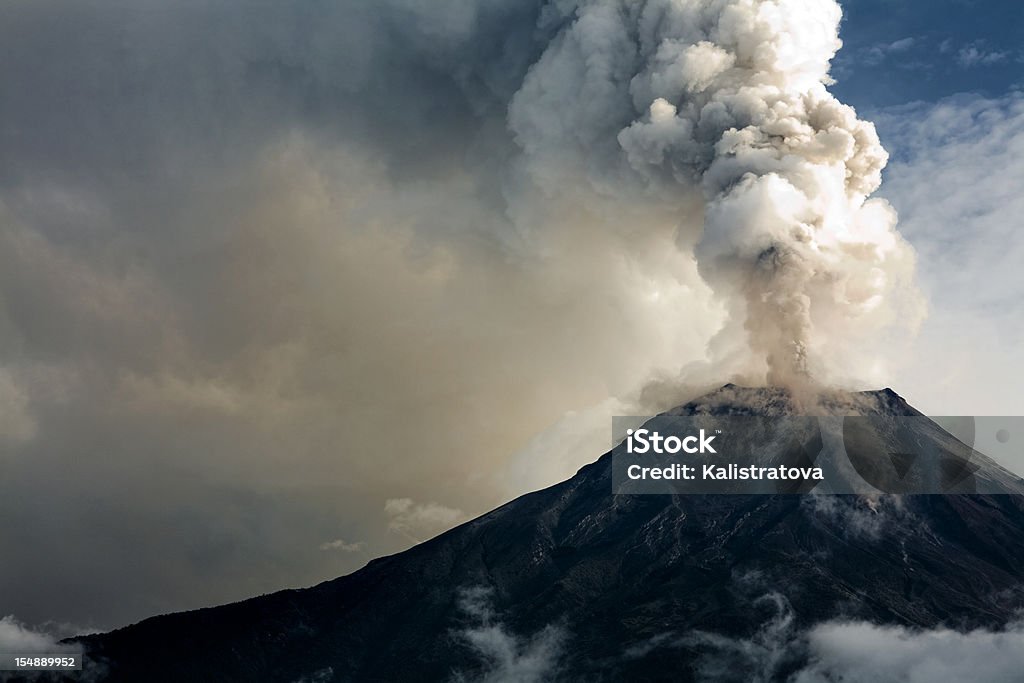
[[0, 0, 928, 626], [508, 0, 916, 387]]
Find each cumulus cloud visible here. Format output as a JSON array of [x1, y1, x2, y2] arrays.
[[451, 587, 566, 683]]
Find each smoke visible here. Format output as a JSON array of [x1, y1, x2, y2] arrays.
[[0, 0, 921, 629], [507, 0, 921, 387], [451, 587, 566, 683], [622, 592, 801, 682]]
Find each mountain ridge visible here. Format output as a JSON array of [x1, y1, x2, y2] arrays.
[[53, 385, 1024, 682]]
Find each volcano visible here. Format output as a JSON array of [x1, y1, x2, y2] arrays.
[[56, 386, 1024, 682]]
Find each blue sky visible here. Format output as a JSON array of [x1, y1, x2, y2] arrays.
[[834, 0, 1024, 111], [820, 0, 1024, 415]]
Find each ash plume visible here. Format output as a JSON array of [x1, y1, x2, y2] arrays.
[[0, 0, 924, 628], [509, 0, 921, 387]]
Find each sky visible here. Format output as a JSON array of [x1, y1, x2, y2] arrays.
[[0, 0, 1022, 637], [833, 0, 1024, 107], [830, 0, 1024, 417]]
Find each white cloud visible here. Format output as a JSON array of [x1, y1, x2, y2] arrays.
[[874, 93, 1024, 415], [0, 615, 66, 653], [956, 43, 1010, 67], [621, 598, 1024, 683], [794, 621, 1024, 683], [451, 587, 565, 683], [318, 539, 364, 552], [619, 593, 801, 681], [0, 616, 108, 682], [801, 494, 907, 540], [862, 37, 918, 66]]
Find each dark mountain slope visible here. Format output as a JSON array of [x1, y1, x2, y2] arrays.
[[61, 386, 1024, 682]]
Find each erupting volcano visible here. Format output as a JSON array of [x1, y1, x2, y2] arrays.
[[61, 385, 1024, 682]]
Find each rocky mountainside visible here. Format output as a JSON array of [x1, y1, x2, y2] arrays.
[[55, 386, 1024, 681]]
